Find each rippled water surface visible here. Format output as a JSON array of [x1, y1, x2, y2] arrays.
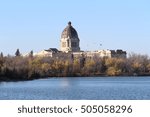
[[0, 77, 150, 100]]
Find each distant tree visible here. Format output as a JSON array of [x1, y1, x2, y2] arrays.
[[72, 58, 81, 74], [106, 67, 117, 76], [15, 49, 21, 57], [0, 52, 3, 58], [71, 53, 74, 61], [83, 58, 96, 75], [29, 50, 33, 58], [128, 53, 149, 74]]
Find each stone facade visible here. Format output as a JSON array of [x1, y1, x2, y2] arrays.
[[33, 48, 59, 57], [72, 49, 126, 58]]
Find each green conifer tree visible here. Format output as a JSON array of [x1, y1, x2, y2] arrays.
[[15, 49, 21, 56], [0, 52, 3, 58]]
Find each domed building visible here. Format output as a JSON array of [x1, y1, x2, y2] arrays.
[[60, 21, 80, 52], [23, 22, 126, 58]]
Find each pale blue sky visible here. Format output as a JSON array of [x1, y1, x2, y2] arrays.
[[0, 0, 150, 55]]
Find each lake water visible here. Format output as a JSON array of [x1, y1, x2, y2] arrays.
[[0, 77, 150, 100]]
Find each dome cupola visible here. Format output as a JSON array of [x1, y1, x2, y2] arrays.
[[61, 21, 78, 38], [60, 22, 80, 52]]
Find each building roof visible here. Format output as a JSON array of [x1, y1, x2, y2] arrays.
[[116, 49, 127, 54], [61, 22, 78, 38], [45, 48, 59, 53]]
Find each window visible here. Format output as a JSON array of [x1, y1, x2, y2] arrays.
[[72, 42, 77, 47], [62, 42, 66, 47]]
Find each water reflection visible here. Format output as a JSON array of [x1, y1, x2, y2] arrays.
[[60, 78, 80, 87], [0, 77, 150, 100]]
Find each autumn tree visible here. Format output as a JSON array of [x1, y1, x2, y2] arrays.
[[128, 53, 150, 74], [29, 50, 33, 58]]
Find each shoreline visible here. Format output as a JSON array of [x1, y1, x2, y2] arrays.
[[1, 73, 150, 82]]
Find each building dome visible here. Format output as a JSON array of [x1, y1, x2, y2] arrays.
[[61, 22, 78, 38], [60, 21, 80, 52]]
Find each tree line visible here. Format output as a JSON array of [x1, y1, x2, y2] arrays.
[[0, 49, 150, 81]]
